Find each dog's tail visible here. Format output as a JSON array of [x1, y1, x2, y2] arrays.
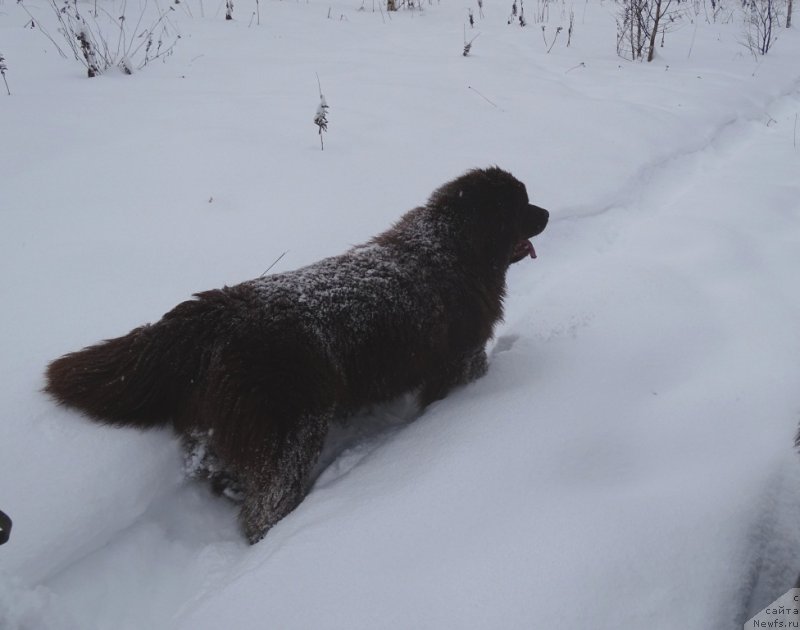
[[44, 294, 224, 428]]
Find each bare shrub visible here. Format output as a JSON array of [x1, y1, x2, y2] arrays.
[[615, 0, 683, 61], [21, 0, 180, 78], [742, 0, 786, 54]]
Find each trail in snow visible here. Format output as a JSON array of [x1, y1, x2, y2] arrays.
[[51, 80, 800, 630], [558, 75, 800, 223]]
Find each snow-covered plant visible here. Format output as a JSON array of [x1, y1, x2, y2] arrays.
[[463, 27, 480, 55], [314, 76, 329, 151], [0, 53, 10, 96], [21, 0, 180, 78], [507, 0, 517, 24], [76, 23, 101, 77], [314, 97, 328, 150]]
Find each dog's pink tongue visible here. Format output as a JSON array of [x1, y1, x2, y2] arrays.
[[525, 240, 536, 259]]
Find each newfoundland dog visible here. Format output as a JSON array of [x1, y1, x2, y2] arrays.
[[45, 167, 549, 543]]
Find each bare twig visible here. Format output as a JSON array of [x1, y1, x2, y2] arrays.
[[687, 20, 697, 59], [467, 85, 498, 108], [261, 251, 288, 277], [547, 26, 563, 53], [567, 8, 574, 46], [18, 2, 69, 58]]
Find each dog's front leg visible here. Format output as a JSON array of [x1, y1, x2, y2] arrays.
[[419, 347, 489, 407], [239, 412, 331, 544]]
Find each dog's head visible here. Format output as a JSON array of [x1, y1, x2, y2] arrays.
[[428, 167, 549, 267]]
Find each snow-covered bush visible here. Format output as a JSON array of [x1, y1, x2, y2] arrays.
[[21, 0, 180, 77]]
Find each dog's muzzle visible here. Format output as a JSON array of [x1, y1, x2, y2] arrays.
[[511, 204, 549, 263]]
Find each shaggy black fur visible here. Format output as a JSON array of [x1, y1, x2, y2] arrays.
[[45, 167, 549, 543]]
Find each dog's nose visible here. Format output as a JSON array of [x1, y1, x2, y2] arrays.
[[528, 204, 549, 219], [527, 204, 549, 233]]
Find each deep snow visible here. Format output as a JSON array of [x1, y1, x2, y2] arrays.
[[1, 1, 800, 628]]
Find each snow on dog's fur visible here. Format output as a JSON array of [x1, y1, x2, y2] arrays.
[[45, 167, 549, 543]]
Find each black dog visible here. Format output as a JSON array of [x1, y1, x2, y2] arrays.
[[0, 510, 11, 545], [45, 167, 549, 543]]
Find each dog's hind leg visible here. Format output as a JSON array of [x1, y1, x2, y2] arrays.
[[238, 411, 331, 544], [182, 430, 246, 502]]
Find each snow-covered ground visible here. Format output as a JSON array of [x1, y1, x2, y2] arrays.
[[2, 1, 799, 628]]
